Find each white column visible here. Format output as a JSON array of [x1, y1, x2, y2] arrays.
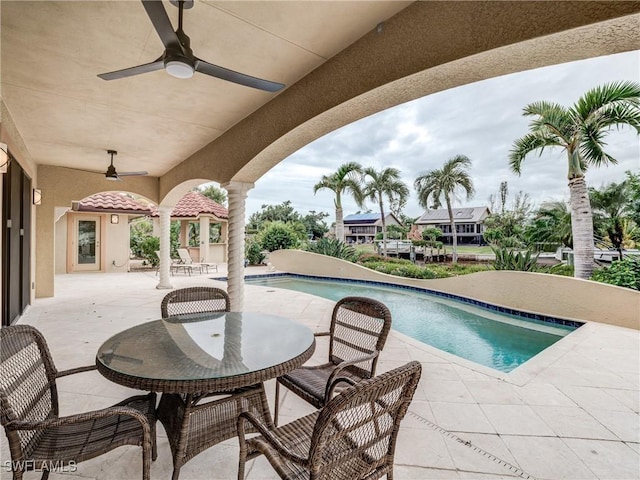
[[156, 206, 173, 290], [222, 181, 254, 312], [199, 216, 210, 262]]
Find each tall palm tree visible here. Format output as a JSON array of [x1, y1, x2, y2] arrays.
[[509, 81, 640, 280], [414, 155, 475, 263], [313, 162, 364, 242], [363, 167, 409, 256]]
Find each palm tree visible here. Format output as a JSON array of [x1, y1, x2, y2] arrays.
[[363, 167, 409, 256], [525, 201, 573, 250], [313, 162, 364, 242], [414, 155, 475, 263], [590, 181, 628, 260], [509, 81, 640, 280]]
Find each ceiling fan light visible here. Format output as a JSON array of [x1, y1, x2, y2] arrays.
[[105, 173, 119, 181], [165, 60, 194, 79]]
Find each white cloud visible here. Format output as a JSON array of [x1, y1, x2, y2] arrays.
[[248, 50, 640, 222]]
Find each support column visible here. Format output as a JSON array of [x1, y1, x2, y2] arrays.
[[156, 206, 173, 290], [222, 181, 254, 312], [199, 216, 210, 262]]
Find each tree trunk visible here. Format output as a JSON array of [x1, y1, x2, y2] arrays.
[[335, 206, 344, 242], [568, 176, 595, 279], [379, 200, 387, 257], [446, 197, 458, 263]]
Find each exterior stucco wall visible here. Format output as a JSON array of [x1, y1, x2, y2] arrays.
[[268, 250, 640, 330]]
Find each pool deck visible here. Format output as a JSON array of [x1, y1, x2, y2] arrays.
[[2, 267, 639, 480]]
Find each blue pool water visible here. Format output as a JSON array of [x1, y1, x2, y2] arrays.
[[244, 274, 579, 372]]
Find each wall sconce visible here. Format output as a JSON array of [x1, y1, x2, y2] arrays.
[[32, 188, 42, 205], [0, 142, 10, 174], [110, 214, 120, 224]]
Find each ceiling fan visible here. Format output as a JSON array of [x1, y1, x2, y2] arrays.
[[86, 150, 148, 182], [97, 0, 285, 92]]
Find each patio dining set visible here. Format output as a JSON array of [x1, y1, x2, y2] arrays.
[[0, 286, 421, 480]]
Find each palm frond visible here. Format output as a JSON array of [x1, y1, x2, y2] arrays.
[[509, 132, 564, 174], [574, 81, 640, 121]]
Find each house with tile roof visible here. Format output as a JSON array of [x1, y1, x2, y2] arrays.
[[415, 206, 490, 245], [56, 191, 228, 273], [150, 191, 229, 265], [343, 212, 402, 244]]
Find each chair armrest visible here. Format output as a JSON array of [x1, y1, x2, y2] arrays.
[[323, 350, 380, 403], [56, 364, 97, 378], [326, 376, 357, 399], [313, 331, 330, 337], [5, 405, 151, 434], [237, 412, 309, 466]]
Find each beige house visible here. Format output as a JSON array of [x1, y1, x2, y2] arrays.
[[415, 206, 491, 245], [343, 213, 402, 244], [1, 1, 637, 324], [55, 191, 228, 274], [150, 191, 229, 264], [59, 192, 153, 274]]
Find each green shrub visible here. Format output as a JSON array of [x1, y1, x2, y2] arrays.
[[590, 257, 640, 290], [306, 238, 359, 262], [245, 240, 265, 265], [542, 263, 574, 277], [492, 246, 539, 271], [258, 222, 300, 252], [139, 236, 160, 266]]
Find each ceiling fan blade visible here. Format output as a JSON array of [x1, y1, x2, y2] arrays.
[[141, 0, 181, 49], [194, 59, 285, 92], [117, 171, 149, 177], [98, 59, 164, 80]]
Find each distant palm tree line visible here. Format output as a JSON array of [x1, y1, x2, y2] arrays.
[[315, 81, 640, 279]]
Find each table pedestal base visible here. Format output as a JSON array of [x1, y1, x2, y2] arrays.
[[157, 384, 273, 480]]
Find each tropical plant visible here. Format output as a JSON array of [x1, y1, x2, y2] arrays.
[[197, 184, 227, 206], [414, 155, 475, 263], [509, 80, 640, 279], [590, 257, 640, 290], [624, 170, 640, 228], [313, 162, 364, 242], [245, 239, 266, 265], [257, 222, 301, 252], [363, 167, 409, 257], [306, 238, 359, 262], [524, 201, 573, 249], [590, 181, 628, 259], [491, 246, 539, 272], [139, 236, 160, 267], [483, 182, 532, 248]]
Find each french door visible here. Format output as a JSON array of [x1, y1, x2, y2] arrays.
[[74, 216, 101, 271]]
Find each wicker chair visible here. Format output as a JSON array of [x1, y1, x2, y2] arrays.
[[0, 325, 156, 480], [274, 296, 392, 425], [158, 286, 272, 480], [160, 286, 230, 318], [238, 360, 422, 480]]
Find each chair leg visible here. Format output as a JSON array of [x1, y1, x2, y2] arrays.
[[274, 380, 280, 427]]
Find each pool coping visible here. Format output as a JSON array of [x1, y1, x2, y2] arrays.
[[239, 272, 585, 329]]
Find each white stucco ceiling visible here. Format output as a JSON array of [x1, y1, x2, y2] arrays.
[[0, 0, 411, 176]]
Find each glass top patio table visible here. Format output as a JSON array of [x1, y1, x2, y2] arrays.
[[95, 312, 316, 394]]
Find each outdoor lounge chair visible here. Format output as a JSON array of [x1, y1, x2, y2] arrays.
[[177, 248, 217, 274], [0, 325, 157, 480], [273, 296, 392, 425], [238, 360, 422, 480]]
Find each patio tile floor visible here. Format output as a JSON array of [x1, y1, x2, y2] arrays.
[[1, 268, 638, 480]]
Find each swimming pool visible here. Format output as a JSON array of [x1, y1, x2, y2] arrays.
[[244, 274, 581, 372]]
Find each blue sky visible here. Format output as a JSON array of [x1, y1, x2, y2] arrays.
[[246, 50, 640, 220]]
